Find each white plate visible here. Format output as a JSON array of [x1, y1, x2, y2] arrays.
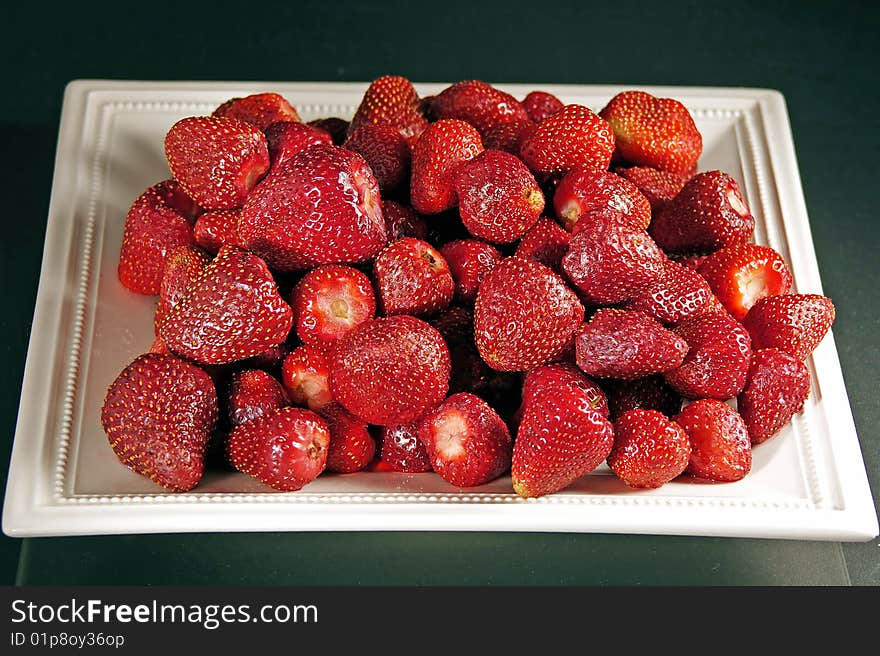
[[2, 80, 877, 540]]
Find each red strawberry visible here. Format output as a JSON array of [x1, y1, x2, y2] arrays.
[[165, 116, 269, 210], [514, 217, 570, 272], [227, 406, 329, 491], [455, 149, 544, 243], [512, 390, 614, 498], [118, 182, 195, 295], [374, 238, 455, 316], [616, 165, 689, 211], [439, 239, 502, 304], [607, 409, 691, 488], [411, 119, 484, 215], [378, 422, 433, 472], [281, 345, 334, 413], [101, 353, 218, 491], [621, 258, 715, 325], [226, 369, 289, 426], [418, 392, 512, 487], [741, 294, 835, 360], [575, 309, 688, 380], [474, 257, 584, 371], [343, 123, 411, 193], [322, 403, 376, 473], [553, 169, 651, 232], [697, 244, 792, 320], [349, 75, 428, 143], [520, 362, 609, 418], [158, 246, 293, 365], [675, 399, 751, 482], [599, 90, 702, 176], [738, 348, 811, 444], [664, 311, 752, 399], [193, 209, 243, 254], [213, 92, 301, 130], [290, 264, 376, 348], [430, 80, 529, 137], [382, 200, 428, 241], [522, 91, 564, 124], [561, 209, 666, 305], [307, 117, 350, 145], [605, 376, 682, 421], [519, 104, 615, 177], [649, 171, 755, 255], [328, 315, 451, 426], [154, 245, 210, 333], [482, 119, 536, 154], [265, 121, 333, 169], [151, 178, 203, 222], [238, 143, 387, 271]]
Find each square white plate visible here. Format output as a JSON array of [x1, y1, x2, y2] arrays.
[[3, 80, 877, 539]]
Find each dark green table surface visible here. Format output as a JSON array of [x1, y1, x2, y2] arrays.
[[2, 0, 877, 585]]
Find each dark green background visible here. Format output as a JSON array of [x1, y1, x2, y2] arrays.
[[2, 0, 877, 585]]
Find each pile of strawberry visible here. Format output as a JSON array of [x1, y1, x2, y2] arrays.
[[102, 77, 835, 497]]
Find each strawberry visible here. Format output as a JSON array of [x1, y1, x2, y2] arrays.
[[697, 244, 792, 320], [410, 119, 484, 215], [439, 239, 502, 304], [281, 345, 334, 413], [430, 80, 529, 137], [520, 362, 609, 418], [101, 353, 218, 491], [165, 116, 270, 210], [154, 245, 210, 333], [664, 311, 752, 399], [741, 294, 835, 360], [512, 389, 614, 498], [378, 422, 433, 472], [519, 104, 615, 177], [374, 238, 455, 316], [615, 165, 689, 211], [649, 171, 755, 255], [561, 209, 666, 305], [307, 117, 350, 145], [349, 75, 428, 143], [738, 348, 811, 444], [599, 90, 702, 176], [482, 119, 536, 154], [514, 217, 570, 272], [621, 258, 715, 325], [227, 406, 329, 491], [430, 306, 492, 394], [522, 91, 564, 124], [605, 376, 682, 421], [117, 181, 195, 295], [238, 143, 387, 271], [158, 246, 293, 365], [213, 92, 301, 130], [474, 257, 584, 371], [455, 149, 544, 243], [265, 121, 333, 169], [151, 178, 203, 222], [554, 169, 651, 232], [322, 403, 376, 473], [418, 392, 512, 487], [607, 409, 691, 488], [226, 369, 289, 426], [575, 309, 689, 379], [343, 123, 411, 193], [675, 399, 751, 482], [328, 315, 451, 426], [382, 200, 428, 241], [290, 264, 376, 348], [193, 209, 243, 255]]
